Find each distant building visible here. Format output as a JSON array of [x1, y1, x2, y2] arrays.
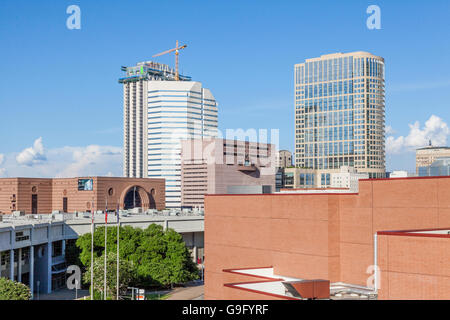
[[180, 138, 276, 209], [226, 185, 273, 194], [281, 166, 368, 192], [416, 144, 450, 174], [282, 167, 317, 189], [330, 166, 369, 191], [275, 168, 284, 192], [0, 177, 165, 215], [418, 157, 450, 177], [276, 150, 293, 168], [389, 171, 417, 178]]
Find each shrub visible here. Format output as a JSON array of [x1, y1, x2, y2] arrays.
[[0, 278, 31, 300]]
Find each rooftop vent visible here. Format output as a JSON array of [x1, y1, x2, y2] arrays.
[[12, 211, 25, 217], [283, 279, 330, 300]]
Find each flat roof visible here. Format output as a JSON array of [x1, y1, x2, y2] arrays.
[[416, 146, 450, 151], [223, 267, 376, 300]]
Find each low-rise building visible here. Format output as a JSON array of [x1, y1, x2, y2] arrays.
[[180, 138, 276, 209], [0, 209, 204, 297], [0, 177, 165, 215], [330, 166, 369, 191], [389, 170, 417, 178], [282, 166, 368, 192]]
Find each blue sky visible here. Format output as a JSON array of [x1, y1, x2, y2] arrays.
[[0, 0, 450, 177]]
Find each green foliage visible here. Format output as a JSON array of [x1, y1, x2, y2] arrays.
[[65, 239, 82, 267], [76, 224, 199, 289], [145, 293, 170, 300], [0, 278, 31, 300], [83, 251, 135, 299]]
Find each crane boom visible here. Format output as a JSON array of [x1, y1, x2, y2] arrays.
[[152, 40, 187, 80]]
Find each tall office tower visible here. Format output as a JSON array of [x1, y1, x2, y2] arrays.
[[120, 61, 218, 208], [294, 52, 386, 179]]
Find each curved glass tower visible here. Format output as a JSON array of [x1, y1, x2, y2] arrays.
[[294, 52, 385, 179]]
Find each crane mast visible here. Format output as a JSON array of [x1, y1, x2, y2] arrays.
[[152, 40, 187, 81]]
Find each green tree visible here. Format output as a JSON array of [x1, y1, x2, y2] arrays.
[[0, 278, 31, 300], [76, 224, 199, 288], [83, 251, 136, 299]]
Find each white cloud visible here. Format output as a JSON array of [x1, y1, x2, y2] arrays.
[[385, 125, 395, 135], [55, 145, 122, 178], [386, 115, 450, 154], [1, 138, 122, 178], [0, 154, 4, 166], [16, 137, 47, 166]]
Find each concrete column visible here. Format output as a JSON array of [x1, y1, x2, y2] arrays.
[[47, 242, 52, 294], [18, 248, 22, 283], [30, 246, 34, 299], [9, 249, 14, 280], [62, 239, 66, 257]]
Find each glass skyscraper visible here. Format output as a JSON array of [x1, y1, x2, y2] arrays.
[[294, 52, 385, 179]]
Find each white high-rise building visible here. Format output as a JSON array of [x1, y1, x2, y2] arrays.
[[120, 61, 218, 208]]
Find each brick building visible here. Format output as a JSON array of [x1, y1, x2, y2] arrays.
[[204, 176, 450, 300], [0, 177, 165, 214]]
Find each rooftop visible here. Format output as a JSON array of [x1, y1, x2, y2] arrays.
[[0, 208, 204, 228], [416, 146, 450, 151], [223, 267, 377, 300], [119, 61, 191, 83]]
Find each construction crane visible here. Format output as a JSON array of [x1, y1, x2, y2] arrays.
[[152, 40, 187, 81]]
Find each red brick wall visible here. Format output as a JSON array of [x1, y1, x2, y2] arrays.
[[204, 176, 450, 300], [378, 234, 450, 300]]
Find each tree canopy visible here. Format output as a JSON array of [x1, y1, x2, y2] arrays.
[[84, 251, 135, 299], [76, 224, 199, 288]]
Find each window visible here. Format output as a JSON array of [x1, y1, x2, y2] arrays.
[[52, 240, 63, 258]]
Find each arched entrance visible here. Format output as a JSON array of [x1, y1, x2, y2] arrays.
[[123, 187, 142, 210], [119, 185, 151, 210]]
